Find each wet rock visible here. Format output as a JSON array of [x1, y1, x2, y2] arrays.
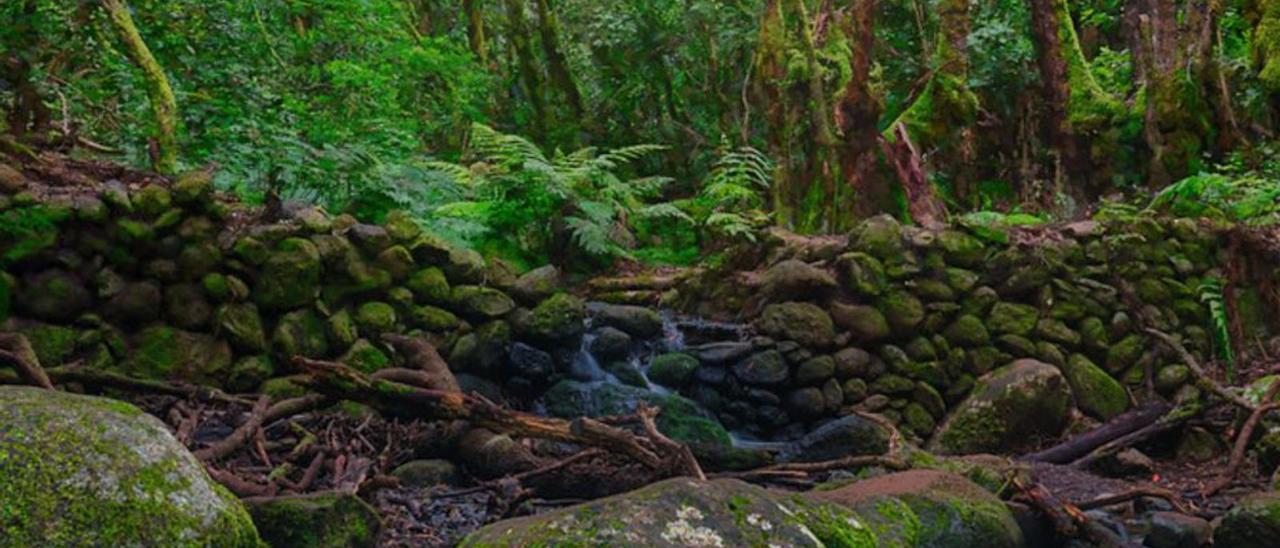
[[0, 387, 260, 546], [605, 361, 647, 388], [732, 350, 788, 385], [509, 342, 554, 381], [542, 380, 729, 447], [755, 302, 835, 349], [246, 492, 379, 548], [930, 359, 1073, 455], [760, 259, 836, 303], [592, 303, 663, 338], [786, 387, 827, 420], [648, 352, 700, 388], [687, 341, 754, 365], [779, 414, 890, 462], [589, 326, 632, 361]]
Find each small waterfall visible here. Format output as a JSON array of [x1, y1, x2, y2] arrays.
[[568, 331, 609, 382]]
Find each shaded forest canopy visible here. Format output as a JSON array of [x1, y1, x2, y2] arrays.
[[3, 0, 1280, 264]]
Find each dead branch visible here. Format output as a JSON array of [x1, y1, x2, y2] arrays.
[[1013, 477, 1129, 548], [1074, 486, 1192, 515], [0, 334, 53, 389], [41, 364, 251, 405], [195, 395, 271, 462], [713, 455, 909, 482], [638, 404, 705, 480], [1202, 377, 1280, 497], [1025, 400, 1173, 464], [1071, 401, 1201, 469]]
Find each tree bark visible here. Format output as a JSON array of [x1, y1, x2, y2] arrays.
[[534, 0, 584, 120], [101, 0, 179, 174], [880, 123, 947, 229], [1027, 0, 1084, 195], [463, 0, 489, 66], [836, 0, 887, 220], [505, 0, 546, 139]]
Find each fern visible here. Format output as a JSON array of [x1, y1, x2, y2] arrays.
[[694, 146, 774, 244], [1199, 277, 1235, 381], [1148, 173, 1280, 224]]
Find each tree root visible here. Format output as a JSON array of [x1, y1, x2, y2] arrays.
[[0, 334, 53, 389], [195, 395, 271, 462], [1202, 376, 1280, 497]]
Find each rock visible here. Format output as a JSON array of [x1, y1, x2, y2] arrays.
[[163, 283, 212, 329], [228, 355, 274, 393], [733, 350, 789, 385], [987, 302, 1039, 336], [0, 387, 259, 546], [339, 339, 392, 373], [830, 302, 891, 342], [755, 302, 835, 349], [779, 415, 890, 462], [375, 245, 415, 281], [103, 281, 162, 325], [838, 252, 888, 296], [18, 269, 91, 323], [833, 347, 881, 378], [246, 492, 379, 548], [521, 293, 586, 343], [795, 355, 836, 386], [786, 387, 827, 419], [760, 259, 837, 302], [1063, 354, 1129, 420], [216, 303, 267, 353], [1106, 334, 1146, 373], [605, 361, 647, 387], [450, 285, 516, 319], [1213, 491, 1280, 548], [1101, 448, 1155, 478], [122, 326, 233, 385], [943, 314, 990, 347], [383, 210, 421, 242], [349, 223, 391, 255], [593, 303, 663, 338], [1175, 426, 1222, 462], [409, 305, 460, 331], [1035, 318, 1081, 346], [542, 380, 730, 447], [687, 341, 754, 365], [509, 342, 554, 381], [133, 184, 172, 217], [810, 470, 1023, 548], [444, 247, 487, 284], [461, 477, 871, 547], [255, 237, 321, 310], [511, 265, 561, 304], [0, 162, 30, 193], [648, 352, 700, 388], [449, 321, 510, 375], [392, 459, 462, 488], [852, 214, 905, 258], [589, 326, 632, 361], [355, 301, 397, 336], [14, 322, 78, 368], [930, 359, 1073, 455], [1145, 511, 1211, 548], [878, 290, 925, 335], [271, 309, 330, 361], [406, 267, 450, 304]]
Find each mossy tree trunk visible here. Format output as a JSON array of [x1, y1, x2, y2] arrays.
[[505, 0, 546, 140], [101, 0, 179, 174], [1027, 0, 1085, 202], [534, 0, 584, 124], [836, 0, 889, 221], [464, 0, 490, 67]]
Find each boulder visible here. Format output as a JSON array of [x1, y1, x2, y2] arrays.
[[1214, 492, 1280, 548], [755, 302, 835, 349], [406, 267, 450, 304], [520, 293, 586, 343], [943, 314, 991, 347], [760, 259, 837, 302], [271, 309, 330, 361], [215, 303, 267, 353], [593, 303, 663, 338], [929, 359, 1073, 455], [779, 414, 890, 462], [809, 470, 1023, 548], [1145, 511, 1211, 548], [1063, 354, 1129, 420], [450, 285, 515, 319], [255, 237, 321, 310], [246, 492, 379, 548], [588, 326, 632, 361], [355, 301, 398, 336], [0, 387, 259, 546], [18, 269, 91, 323], [987, 302, 1039, 336]]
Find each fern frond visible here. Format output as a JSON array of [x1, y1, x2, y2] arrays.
[[635, 203, 694, 223]]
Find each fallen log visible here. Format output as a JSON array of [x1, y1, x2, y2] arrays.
[[293, 356, 698, 476], [1024, 400, 1173, 464], [1071, 400, 1202, 469]]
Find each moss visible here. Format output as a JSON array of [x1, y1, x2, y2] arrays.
[[406, 267, 450, 304], [247, 493, 378, 548], [18, 323, 79, 367], [355, 301, 397, 335], [1064, 354, 1129, 420]]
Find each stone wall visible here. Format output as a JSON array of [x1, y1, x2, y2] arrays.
[[658, 215, 1245, 443], [0, 174, 586, 405]]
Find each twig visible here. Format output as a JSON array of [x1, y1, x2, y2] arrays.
[[1202, 377, 1280, 497], [195, 395, 271, 462]]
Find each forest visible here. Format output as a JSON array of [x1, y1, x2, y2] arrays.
[[2, 0, 1280, 546]]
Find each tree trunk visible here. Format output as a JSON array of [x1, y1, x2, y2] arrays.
[[464, 0, 489, 66], [505, 0, 546, 139], [101, 0, 179, 174], [1027, 0, 1084, 198], [534, 0, 584, 121], [836, 0, 888, 220], [3, 0, 52, 137], [881, 123, 947, 229]]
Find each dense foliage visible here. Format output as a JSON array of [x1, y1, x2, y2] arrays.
[[3, 0, 1279, 267]]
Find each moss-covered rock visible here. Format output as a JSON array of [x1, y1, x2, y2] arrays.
[[133, 184, 172, 217], [409, 305, 460, 332], [18, 269, 91, 323], [355, 301, 397, 336], [929, 359, 1072, 455], [339, 338, 392, 374], [879, 290, 926, 336], [521, 293, 586, 343], [450, 285, 516, 319], [943, 315, 990, 347], [830, 303, 891, 343], [838, 252, 888, 297], [228, 355, 275, 393], [326, 308, 359, 349], [1063, 354, 1130, 420], [809, 470, 1022, 548], [542, 380, 730, 447], [756, 302, 835, 349], [1213, 491, 1280, 548], [732, 350, 789, 386], [1105, 334, 1145, 373], [1034, 318, 1081, 346], [853, 214, 906, 259], [0, 387, 260, 546], [594, 303, 663, 338], [986, 302, 1038, 336], [406, 267, 450, 304], [375, 245, 415, 281], [761, 259, 837, 302], [13, 321, 79, 369], [780, 414, 890, 462], [271, 309, 330, 361], [648, 352, 700, 388], [246, 492, 379, 548], [511, 265, 561, 304], [215, 303, 267, 353], [122, 326, 233, 385], [255, 237, 321, 311]]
